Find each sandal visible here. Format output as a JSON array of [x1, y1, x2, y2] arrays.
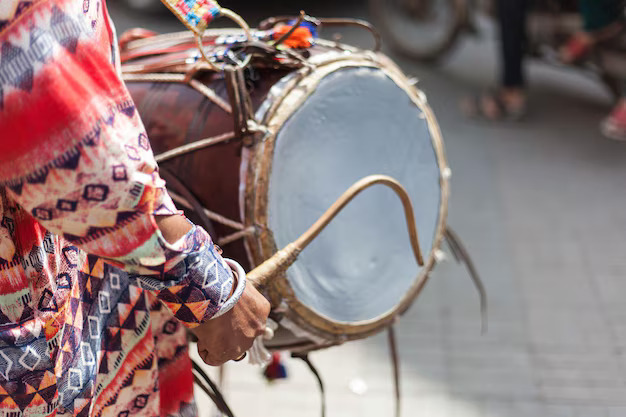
[[559, 33, 593, 64], [560, 23, 624, 64], [461, 90, 527, 122], [601, 100, 626, 141]]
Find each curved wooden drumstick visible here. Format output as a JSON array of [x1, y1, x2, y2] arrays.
[[248, 174, 425, 289]]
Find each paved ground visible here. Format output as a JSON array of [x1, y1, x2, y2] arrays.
[[108, 1, 626, 416]]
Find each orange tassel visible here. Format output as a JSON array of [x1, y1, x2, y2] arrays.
[[273, 25, 314, 49]]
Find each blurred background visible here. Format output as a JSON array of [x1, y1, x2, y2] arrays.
[[110, 1, 626, 416]]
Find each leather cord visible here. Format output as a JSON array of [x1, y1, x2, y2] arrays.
[[292, 353, 326, 417], [444, 226, 488, 334], [388, 326, 401, 417], [192, 359, 236, 417], [160, 167, 217, 238]]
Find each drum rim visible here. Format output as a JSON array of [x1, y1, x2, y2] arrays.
[[244, 52, 450, 342]]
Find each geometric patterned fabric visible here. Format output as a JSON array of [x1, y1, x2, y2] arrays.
[[0, 0, 235, 415], [159, 0, 221, 35]]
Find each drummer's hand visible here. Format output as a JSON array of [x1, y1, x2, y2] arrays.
[[192, 283, 271, 366]]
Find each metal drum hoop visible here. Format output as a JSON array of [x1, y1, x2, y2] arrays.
[[243, 52, 451, 342]]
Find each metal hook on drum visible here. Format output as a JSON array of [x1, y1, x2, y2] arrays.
[[318, 18, 382, 52], [195, 8, 253, 72]]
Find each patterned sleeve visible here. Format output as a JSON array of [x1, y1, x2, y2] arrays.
[[0, 0, 234, 326]]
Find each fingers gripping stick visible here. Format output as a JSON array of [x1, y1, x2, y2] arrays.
[[220, 259, 275, 365]]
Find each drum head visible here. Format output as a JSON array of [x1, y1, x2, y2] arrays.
[[251, 57, 448, 338]]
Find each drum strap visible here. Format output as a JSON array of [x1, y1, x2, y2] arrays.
[[292, 353, 326, 417], [192, 359, 236, 417], [292, 347, 399, 417]]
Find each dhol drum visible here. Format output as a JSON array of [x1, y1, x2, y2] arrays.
[[120, 21, 450, 351]]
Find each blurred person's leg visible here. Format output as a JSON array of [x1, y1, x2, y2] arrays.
[[498, 0, 529, 90], [562, 0, 625, 140], [462, 0, 529, 121], [560, 0, 623, 63]]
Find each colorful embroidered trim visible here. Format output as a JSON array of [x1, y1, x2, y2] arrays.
[[160, 0, 221, 34]]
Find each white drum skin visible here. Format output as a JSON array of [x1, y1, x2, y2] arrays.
[[245, 49, 449, 343]]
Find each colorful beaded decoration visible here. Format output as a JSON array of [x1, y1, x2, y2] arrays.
[[160, 0, 221, 34]]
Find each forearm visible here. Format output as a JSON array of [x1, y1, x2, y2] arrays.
[[134, 223, 243, 326], [156, 214, 193, 244]]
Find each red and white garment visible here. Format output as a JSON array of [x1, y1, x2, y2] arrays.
[[0, 1, 235, 415]]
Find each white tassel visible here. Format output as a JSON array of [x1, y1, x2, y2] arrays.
[[247, 318, 278, 366]]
